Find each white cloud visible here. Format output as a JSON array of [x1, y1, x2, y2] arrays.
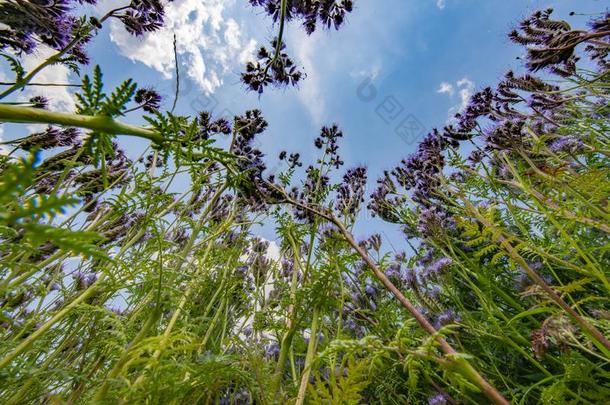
[[107, 0, 257, 95], [437, 77, 475, 121], [293, 30, 326, 126], [0, 46, 74, 137], [437, 81, 454, 96], [266, 240, 280, 262], [436, 0, 446, 10], [0, 126, 7, 155], [18, 46, 76, 113], [350, 63, 382, 81], [455, 78, 475, 111]]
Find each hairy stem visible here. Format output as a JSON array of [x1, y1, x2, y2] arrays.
[[0, 104, 163, 143]]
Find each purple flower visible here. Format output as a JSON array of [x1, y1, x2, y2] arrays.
[[428, 392, 449, 405], [368, 171, 403, 223], [385, 264, 401, 280], [0, 0, 75, 53], [20, 127, 79, 150], [241, 39, 302, 93], [433, 308, 460, 329], [135, 87, 162, 113], [73, 271, 96, 289], [85, 273, 98, 286], [423, 285, 441, 301], [417, 207, 456, 238], [119, 0, 166, 36], [417, 246, 435, 267], [281, 259, 294, 279], [72, 271, 86, 288], [548, 136, 584, 153], [249, 0, 354, 34], [402, 268, 418, 288], [264, 342, 280, 359], [29, 96, 49, 109], [235, 266, 248, 277], [508, 9, 589, 73], [335, 166, 367, 216], [422, 257, 453, 280], [344, 318, 357, 332]]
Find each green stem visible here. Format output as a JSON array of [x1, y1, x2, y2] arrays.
[[0, 104, 163, 144], [0, 274, 105, 370], [92, 306, 162, 403], [295, 307, 320, 405]]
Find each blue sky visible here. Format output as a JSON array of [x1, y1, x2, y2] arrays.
[[1, 0, 605, 245]]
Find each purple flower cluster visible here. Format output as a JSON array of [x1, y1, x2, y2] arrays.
[[279, 151, 303, 169], [194, 111, 232, 141], [284, 124, 346, 222], [249, 0, 354, 34], [369, 130, 449, 223], [29, 96, 49, 109], [427, 392, 449, 405], [289, 165, 330, 222], [367, 10, 607, 229], [548, 136, 584, 154], [315, 124, 344, 168], [335, 166, 367, 217], [367, 171, 404, 223], [96, 211, 142, 245], [118, 0, 166, 36], [243, 1, 353, 93], [264, 342, 280, 359], [134, 88, 162, 113], [0, 0, 77, 54], [242, 39, 303, 94], [0, 0, 169, 64], [433, 308, 460, 330], [417, 206, 456, 239], [509, 9, 609, 74], [20, 127, 80, 150], [74, 147, 132, 209], [421, 257, 453, 280], [343, 318, 364, 338], [73, 271, 98, 290], [229, 109, 278, 208]]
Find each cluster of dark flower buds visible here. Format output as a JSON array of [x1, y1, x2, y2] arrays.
[[0, 0, 169, 65], [250, 240, 272, 286], [242, 39, 303, 94], [134, 88, 162, 113], [369, 130, 447, 220], [279, 150, 303, 169], [315, 124, 345, 168], [194, 111, 231, 141], [118, 0, 166, 36], [249, 0, 354, 34], [19, 127, 80, 151], [243, 1, 354, 93], [509, 9, 610, 74], [74, 146, 132, 209], [0, 0, 86, 54], [335, 166, 367, 217], [230, 110, 270, 204]]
